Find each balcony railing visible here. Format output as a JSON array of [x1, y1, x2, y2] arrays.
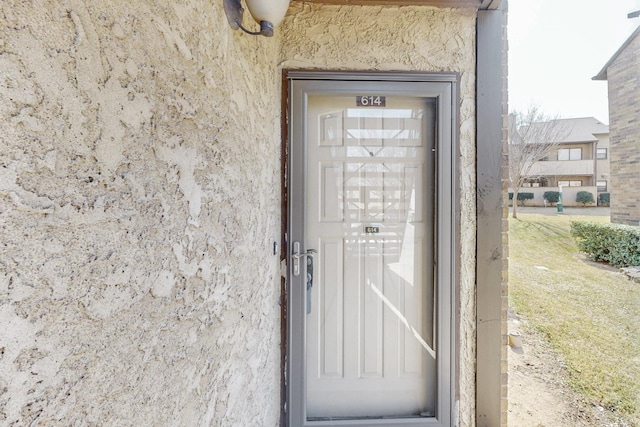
[[528, 160, 594, 176]]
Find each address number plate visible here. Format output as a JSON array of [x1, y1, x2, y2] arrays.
[[356, 96, 386, 107], [364, 226, 380, 234]]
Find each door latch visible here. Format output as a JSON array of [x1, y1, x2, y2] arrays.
[[292, 242, 317, 314], [291, 241, 316, 276]]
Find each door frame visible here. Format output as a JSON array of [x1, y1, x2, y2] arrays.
[[282, 71, 460, 427]]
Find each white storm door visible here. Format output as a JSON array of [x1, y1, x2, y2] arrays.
[[288, 74, 455, 427]]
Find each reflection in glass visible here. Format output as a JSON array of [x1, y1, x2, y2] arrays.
[[307, 95, 436, 420]]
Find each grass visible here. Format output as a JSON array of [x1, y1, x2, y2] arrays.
[[509, 212, 640, 425]]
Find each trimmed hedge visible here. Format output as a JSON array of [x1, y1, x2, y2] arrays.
[[543, 191, 560, 204], [518, 192, 534, 201], [571, 221, 640, 267], [508, 192, 534, 205], [598, 192, 610, 206], [576, 190, 595, 206], [518, 192, 534, 205]]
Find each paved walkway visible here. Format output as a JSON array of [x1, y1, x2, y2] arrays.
[[511, 206, 610, 217]]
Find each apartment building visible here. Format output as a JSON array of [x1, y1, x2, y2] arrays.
[[595, 22, 640, 225], [520, 117, 609, 206]]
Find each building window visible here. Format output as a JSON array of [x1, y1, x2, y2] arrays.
[[597, 148, 608, 159], [558, 180, 582, 187], [558, 148, 582, 161], [597, 180, 608, 192], [523, 178, 547, 188]]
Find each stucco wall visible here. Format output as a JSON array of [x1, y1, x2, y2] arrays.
[[279, 5, 478, 426], [0, 1, 282, 425]]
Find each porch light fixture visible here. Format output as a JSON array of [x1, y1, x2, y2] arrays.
[[223, 0, 290, 37]]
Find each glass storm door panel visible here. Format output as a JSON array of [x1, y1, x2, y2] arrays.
[[288, 75, 455, 427]]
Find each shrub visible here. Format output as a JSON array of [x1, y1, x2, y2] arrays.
[[571, 221, 640, 267], [517, 192, 534, 206], [543, 191, 560, 205], [598, 192, 610, 206], [576, 191, 595, 206]]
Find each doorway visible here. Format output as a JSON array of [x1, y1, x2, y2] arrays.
[[286, 72, 457, 427]]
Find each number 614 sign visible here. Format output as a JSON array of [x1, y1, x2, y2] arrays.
[[356, 95, 386, 107]]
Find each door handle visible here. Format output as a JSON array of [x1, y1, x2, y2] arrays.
[[292, 242, 317, 314], [291, 241, 316, 276]]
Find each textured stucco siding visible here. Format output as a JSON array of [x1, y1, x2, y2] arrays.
[[1, 1, 485, 426], [279, 5, 478, 426], [606, 33, 640, 225], [0, 1, 282, 426]]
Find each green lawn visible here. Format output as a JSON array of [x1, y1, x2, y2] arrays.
[[509, 212, 640, 425]]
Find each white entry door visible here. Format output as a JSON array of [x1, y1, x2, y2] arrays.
[[287, 73, 456, 427]]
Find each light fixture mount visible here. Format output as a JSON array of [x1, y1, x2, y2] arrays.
[[223, 0, 289, 37]]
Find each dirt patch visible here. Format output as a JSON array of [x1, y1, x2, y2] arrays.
[[508, 308, 633, 427]]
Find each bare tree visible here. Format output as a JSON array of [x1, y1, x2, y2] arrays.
[[508, 106, 570, 218]]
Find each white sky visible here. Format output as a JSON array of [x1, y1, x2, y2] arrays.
[[508, 0, 640, 123]]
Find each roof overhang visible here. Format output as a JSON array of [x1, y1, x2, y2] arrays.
[[594, 25, 640, 80], [292, 0, 501, 9]]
